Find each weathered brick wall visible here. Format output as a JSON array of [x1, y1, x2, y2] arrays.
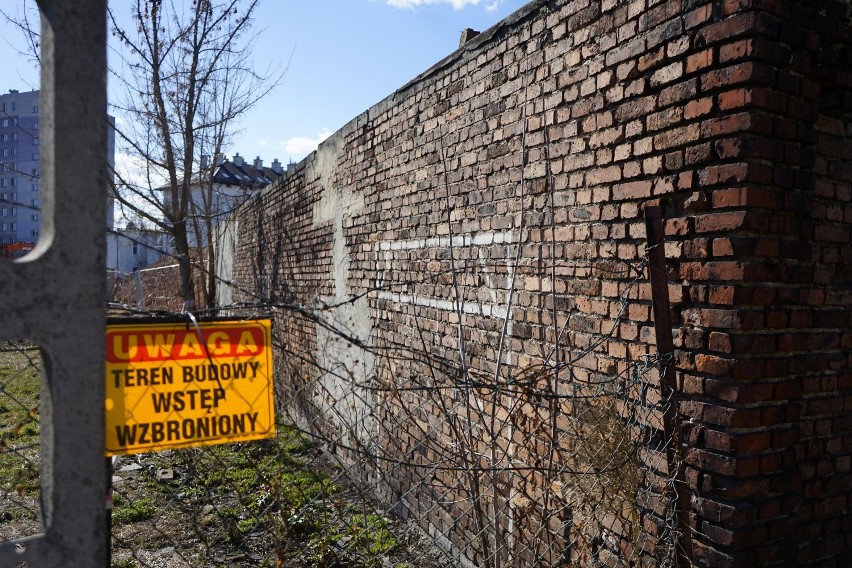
[[220, 0, 852, 565]]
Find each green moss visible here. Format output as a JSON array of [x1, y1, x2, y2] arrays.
[[0, 345, 41, 495], [112, 497, 158, 524]]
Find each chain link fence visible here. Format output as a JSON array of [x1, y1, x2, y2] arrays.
[[256, 254, 683, 568], [0, 342, 42, 546], [1, 251, 682, 567]]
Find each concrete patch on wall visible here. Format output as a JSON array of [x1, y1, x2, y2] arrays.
[[310, 132, 376, 446], [214, 216, 238, 307]]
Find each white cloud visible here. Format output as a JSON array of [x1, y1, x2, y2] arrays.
[[279, 128, 333, 160], [386, 0, 499, 10], [113, 151, 166, 190], [111, 151, 168, 228]]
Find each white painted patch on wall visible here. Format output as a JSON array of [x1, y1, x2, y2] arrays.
[[376, 291, 509, 319], [377, 230, 517, 251]]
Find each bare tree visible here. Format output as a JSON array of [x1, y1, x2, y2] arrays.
[[109, 0, 280, 310], [2, 0, 281, 310]]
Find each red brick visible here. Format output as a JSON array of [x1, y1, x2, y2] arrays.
[[695, 211, 748, 232], [665, 217, 690, 236], [701, 62, 762, 91], [700, 163, 749, 185], [650, 61, 683, 87], [659, 78, 698, 106], [709, 331, 733, 353], [720, 38, 754, 63], [685, 97, 714, 119], [637, 46, 665, 72], [653, 123, 700, 150], [683, 308, 742, 329], [647, 107, 683, 131], [696, 353, 736, 376], [685, 447, 737, 476], [710, 285, 736, 304], [718, 88, 753, 110], [712, 188, 743, 208], [613, 180, 652, 200], [723, 0, 754, 15], [704, 111, 758, 137], [687, 48, 714, 74], [586, 165, 622, 184], [685, 5, 711, 29], [713, 238, 735, 256], [697, 12, 760, 46]]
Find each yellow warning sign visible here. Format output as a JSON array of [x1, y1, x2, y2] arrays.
[[105, 319, 275, 456]]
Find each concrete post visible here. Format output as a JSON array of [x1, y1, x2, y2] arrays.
[[0, 1, 108, 565]]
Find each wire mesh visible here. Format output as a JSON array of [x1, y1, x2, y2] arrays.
[[95, 247, 683, 567], [0, 342, 41, 545], [252, 256, 683, 568]]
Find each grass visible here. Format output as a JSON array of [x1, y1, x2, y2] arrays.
[[112, 496, 158, 523], [0, 343, 41, 498], [0, 343, 408, 566], [112, 425, 402, 567]]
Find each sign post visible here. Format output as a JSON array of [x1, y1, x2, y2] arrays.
[[105, 318, 275, 456]]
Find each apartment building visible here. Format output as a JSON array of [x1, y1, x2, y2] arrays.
[[0, 88, 115, 249]]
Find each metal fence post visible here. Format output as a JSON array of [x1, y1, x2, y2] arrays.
[[645, 204, 693, 566], [135, 270, 144, 310]]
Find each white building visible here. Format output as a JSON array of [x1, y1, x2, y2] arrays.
[[106, 227, 171, 274], [185, 153, 285, 246]]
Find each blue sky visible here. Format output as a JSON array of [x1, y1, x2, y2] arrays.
[[1, 0, 529, 167]]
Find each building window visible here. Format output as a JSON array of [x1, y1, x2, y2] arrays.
[[31, 214, 38, 221], [132, 242, 139, 254], [0, 223, 6, 231], [30, 229, 37, 237], [1, 119, 7, 128], [1, 134, 7, 142], [32, 121, 38, 130], [32, 137, 38, 146], [11, 133, 16, 141], [9, 179, 14, 187], [32, 105, 38, 113], [31, 199, 39, 207], [32, 183, 38, 192], [2, 149, 8, 158], [32, 153, 38, 161], [1, 180, 7, 188]]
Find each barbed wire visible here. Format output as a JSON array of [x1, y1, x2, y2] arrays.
[[92, 234, 684, 565]]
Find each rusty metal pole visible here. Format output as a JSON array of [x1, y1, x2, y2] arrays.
[[644, 205, 692, 567]]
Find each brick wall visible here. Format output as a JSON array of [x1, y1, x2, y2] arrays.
[[220, 0, 852, 565]]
